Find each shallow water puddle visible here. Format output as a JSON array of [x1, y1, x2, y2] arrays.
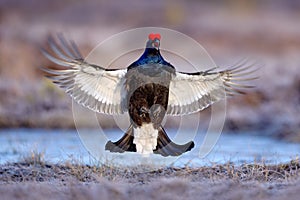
[[0, 129, 299, 167]]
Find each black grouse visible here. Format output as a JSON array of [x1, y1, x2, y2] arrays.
[[42, 33, 257, 157]]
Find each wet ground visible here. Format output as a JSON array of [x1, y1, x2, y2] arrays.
[[1, 129, 299, 167], [0, 130, 299, 200]]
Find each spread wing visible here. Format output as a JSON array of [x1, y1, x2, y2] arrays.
[[41, 35, 127, 115], [167, 61, 258, 115]]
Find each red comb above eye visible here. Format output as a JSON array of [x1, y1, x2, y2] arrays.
[[148, 33, 161, 40]]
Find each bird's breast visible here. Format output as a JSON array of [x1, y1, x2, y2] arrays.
[[125, 64, 173, 127], [126, 63, 175, 87]]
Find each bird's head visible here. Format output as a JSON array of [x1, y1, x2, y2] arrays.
[[146, 33, 161, 50]]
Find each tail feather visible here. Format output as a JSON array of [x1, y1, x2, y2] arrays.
[[105, 124, 194, 157], [154, 126, 194, 157], [105, 125, 136, 153]]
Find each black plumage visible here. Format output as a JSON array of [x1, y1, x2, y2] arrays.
[[41, 33, 257, 157]]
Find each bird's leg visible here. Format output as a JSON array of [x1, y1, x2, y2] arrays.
[[149, 104, 166, 128], [138, 106, 149, 117]]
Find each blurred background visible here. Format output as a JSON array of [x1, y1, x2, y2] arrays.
[[0, 0, 299, 143]]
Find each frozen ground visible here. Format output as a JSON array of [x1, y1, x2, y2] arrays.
[[0, 129, 299, 167], [0, 129, 299, 200]]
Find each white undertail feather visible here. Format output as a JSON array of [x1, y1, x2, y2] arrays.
[[133, 123, 158, 155]]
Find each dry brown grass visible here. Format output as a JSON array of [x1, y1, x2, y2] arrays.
[[0, 158, 300, 200], [1, 157, 299, 184], [1, 147, 300, 199]]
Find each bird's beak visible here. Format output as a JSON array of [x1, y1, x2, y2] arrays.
[[153, 39, 160, 48]]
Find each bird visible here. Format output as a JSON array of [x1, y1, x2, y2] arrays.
[[41, 33, 257, 157]]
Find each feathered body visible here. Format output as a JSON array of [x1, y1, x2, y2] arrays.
[[107, 42, 194, 155], [126, 46, 174, 126], [42, 33, 257, 156]]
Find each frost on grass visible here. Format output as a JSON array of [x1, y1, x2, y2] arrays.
[[0, 159, 299, 200]]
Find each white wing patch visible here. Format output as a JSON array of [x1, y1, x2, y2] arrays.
[[41, 35, 127, 115], [167, 72, 225, 115], [70, 65, 127, 114], [167, 63, 258, 116]]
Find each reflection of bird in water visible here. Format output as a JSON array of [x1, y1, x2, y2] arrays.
[[42, 33, 257, 156]]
